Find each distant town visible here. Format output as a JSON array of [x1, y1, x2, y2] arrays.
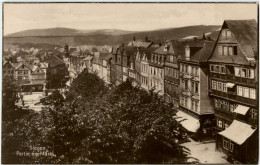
[[2, 19, 258, 164]]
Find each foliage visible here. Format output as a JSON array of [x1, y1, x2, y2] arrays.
[[2, 71, 194, 164], [2, 75, 18, 120], [40, 72, 192, 163]]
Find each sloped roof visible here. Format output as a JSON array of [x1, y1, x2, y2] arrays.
[[190, 41, 215, 62], [179, 40, 215, 63], [127, 40, 153, 48], [101, 53, 112, 61], [43, 55, 65, 67], [218, 120, 256, 145], [16, 62, 34, 70], [224, 19, 257, 59], [139, 47, 158, 60]]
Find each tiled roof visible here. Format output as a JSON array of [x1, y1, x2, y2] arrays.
[[224, 19, 257, 59], [179, 40, 215, 63]]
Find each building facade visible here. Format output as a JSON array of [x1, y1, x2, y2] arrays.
[[178, 39, 216, 137], [208, 20, 258, 163]]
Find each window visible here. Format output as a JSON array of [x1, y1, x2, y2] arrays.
[[221, 30, 226, 37], [223, 46, 228, 56], [232, 46, 237, 55], [185, 97, 188, 107], [249, 88, 256, 99], [243, 87, 249, 98], [170, 55, 174, 62], [221, 66, 226, 74], [241, 68, 247, 77], [230, 142, 234, 152], [215, 66, 220, 73], [185, 80, 188, 90], [251, 109, 257, 120], [210, 65, 214, 72], [195, 101, 198, 112], [249, 69, 254, 79], [235, 67, 241, 77], [196, 68, 199, 76], [191, 82, 194, 92], [223, 83, 227, 92], [195, 83, 199, 93], [218, 46, 223, 55], [223, 139, 229, 149], [217, 82, 222, 91], [228, 46, 233, 55], [237, 86, 243, 96], [217, 119, 223, 128], [192, 100, 195, 111], [226, 30, 231, 37]]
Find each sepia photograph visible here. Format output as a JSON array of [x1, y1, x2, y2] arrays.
[[2, 2, 258, 164]]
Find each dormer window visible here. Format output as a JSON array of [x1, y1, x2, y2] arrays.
[[164, 45, 168, 51], [185, 46, 190, 60]]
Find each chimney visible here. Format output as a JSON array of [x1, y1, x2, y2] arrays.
[[193, 37, 197, 41], [145, 36, 148, 42], [185, 45, 190, 60], [202, 33, 206, 40], [159, 43, 162, 47], [133, 36, 136, 41]]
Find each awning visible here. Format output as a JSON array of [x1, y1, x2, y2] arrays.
[[175, 111, 200, 133], [234, 105, 250, 115], [218, 120, 256, 145], [226, 83, 235, 88]]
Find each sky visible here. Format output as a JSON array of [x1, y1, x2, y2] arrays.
[[3, 3, 258, 35]]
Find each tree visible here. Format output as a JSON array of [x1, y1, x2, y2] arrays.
[[37, 73, 195, 164]]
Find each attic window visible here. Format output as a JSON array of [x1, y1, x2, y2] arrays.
[[164, 45, 168, 51]]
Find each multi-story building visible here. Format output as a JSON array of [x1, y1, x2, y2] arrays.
[[139, 47, 157, 91], [3, 61, 17, 79], [122, 46, 137, 82], [148, 45, 168, 96], [111, 47, 119, 85], [164, 41, 185, 107], [208, 20, 257, 163], [100, 53, 112, 84], [178, 38, 216, 137], [92, 51, 103, 78]]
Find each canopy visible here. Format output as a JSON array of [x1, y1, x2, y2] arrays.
[[175, 111, 200, 133], [226, 83, 235, 88], [218, 120, 256, 145], [234, 105, 250, 115]]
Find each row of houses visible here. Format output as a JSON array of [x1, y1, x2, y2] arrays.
[[3, 55, 67, 93], [65, 19, 257, 163]]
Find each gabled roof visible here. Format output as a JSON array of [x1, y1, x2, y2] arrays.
[[43, 55, 65, 67], [224, 19, 257, 59], [16, 62, 34, 70]]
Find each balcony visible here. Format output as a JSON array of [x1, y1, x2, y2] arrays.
[[211, 90, 257, 106], [210, 72, 256, 87]]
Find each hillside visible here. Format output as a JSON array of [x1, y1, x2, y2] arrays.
[[5, 28, 136, 37], [4, 25, 220, 46]]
